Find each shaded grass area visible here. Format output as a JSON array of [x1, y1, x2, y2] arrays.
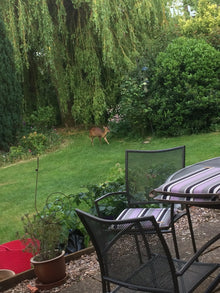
[[0, 130, 219, 243]]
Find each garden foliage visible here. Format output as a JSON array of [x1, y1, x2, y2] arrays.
[[179, 0, 220, 50], [1, 0, 169, 126], [0, 18, 22, 151], [109, 73, 150, 137], [149, 37, 220, 136]]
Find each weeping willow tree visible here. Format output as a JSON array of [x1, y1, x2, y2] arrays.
[[1, 0, 169, 126]]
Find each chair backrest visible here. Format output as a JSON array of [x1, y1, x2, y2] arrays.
[[75, 208, 179, 292], [125, 146, 185, 206]]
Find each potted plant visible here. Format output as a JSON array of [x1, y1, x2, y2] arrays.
[[20, 210, 69, 287], [19, 158, 71, 289]]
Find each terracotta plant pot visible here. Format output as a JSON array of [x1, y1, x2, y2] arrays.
[[0, 269, 15, 281], [30, 250, 66, 285]]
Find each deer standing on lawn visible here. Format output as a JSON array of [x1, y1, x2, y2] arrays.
[[89, 126, 110, 146]]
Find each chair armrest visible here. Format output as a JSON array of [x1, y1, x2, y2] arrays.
[[176, 233, 220, 276], [94, 191, 127, 216]]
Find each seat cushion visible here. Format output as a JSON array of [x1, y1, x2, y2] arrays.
[[116, 208, 172, 229]]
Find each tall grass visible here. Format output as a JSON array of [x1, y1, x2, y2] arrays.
[[0, 130, 219, 244]]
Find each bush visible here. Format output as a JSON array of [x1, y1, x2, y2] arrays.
[[8, 146, 26, 161], [110, 73, 150, 138], [149, 37, 220, 136], [26, 106, 56, 130], [20, 132, 48, 155], [69, 163, 126, 218], [0, 129, 61, 165]]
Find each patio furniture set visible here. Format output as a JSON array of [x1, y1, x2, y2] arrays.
[[77, 147, 220, 292]]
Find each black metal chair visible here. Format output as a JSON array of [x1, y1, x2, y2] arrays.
[[95, 146, 187, 258], [76, 209, 220, 293]]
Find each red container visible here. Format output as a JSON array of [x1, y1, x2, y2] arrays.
[[0, 239, 34, 274]]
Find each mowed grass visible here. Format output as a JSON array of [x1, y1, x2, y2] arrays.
[[0, 130, 219, 244]]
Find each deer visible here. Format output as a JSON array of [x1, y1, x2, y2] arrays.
[[89, 126, 110, 146]]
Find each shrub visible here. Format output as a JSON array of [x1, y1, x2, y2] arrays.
[[26, 106, 56, 130], [0, 128, 61, 166], [67, 163, 126, 218], [149, 37, 220, 136], [8, 146, 26, 161], [73, 178, 126, 218], [20, 132, 48, 155], [110, 74, 150, 138]]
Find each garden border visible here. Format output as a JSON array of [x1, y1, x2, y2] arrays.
[[0, 246, 94, 292]]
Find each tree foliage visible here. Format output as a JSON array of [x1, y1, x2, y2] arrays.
[[179, 0, 220, 49], [1, 0, 169, 126], [149, 37, 220, 136], [0, 17, 22, 151]]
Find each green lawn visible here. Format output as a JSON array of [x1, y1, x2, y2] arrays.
[[0, 130, 219, 244]]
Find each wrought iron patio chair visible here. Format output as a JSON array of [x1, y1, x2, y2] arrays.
[[95, 146, 187, 258], [76, 209, 220, 293]]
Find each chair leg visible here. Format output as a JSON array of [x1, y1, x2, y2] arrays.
[[102, 278, 111, 293], [134, 234, 144, 264], [186, 205, 197, 255], [171, 204, 180, 259]]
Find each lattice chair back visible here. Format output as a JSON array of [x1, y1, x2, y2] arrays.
[[125, 147, 185, 207], [76, 209, 178, 293]]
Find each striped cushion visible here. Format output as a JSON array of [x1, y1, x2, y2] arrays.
[[155, 167, 220, 197], [116, 208, 172, 229], [155, 194, 219, 207]]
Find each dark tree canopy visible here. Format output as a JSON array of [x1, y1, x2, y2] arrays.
[[0, 17, 22, 151], [149, 37, 220, 136]]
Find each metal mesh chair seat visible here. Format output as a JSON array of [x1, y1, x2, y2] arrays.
[[76, 209, 220, 293], [107, 256, 218, 293]]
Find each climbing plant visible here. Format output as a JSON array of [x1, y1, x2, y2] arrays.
[[1, 0, 170, 126]]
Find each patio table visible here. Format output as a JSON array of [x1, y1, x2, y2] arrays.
[[151, 156, 220, 254], [152, 156, 220, 208]]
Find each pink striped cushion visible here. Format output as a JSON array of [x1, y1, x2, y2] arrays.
[[155, 167, 220, 196], [116, 208, 172, 229]]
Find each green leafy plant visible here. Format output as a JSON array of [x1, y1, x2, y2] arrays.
[[149, 37, 220, 136], [71, 164, 126, 218], [111, 74, 150, 138], [18, 159, 73, 261], [0, 129, 61, 166], [20, 212, 69, 261], [20, 131, 48, 155], [8, 146, 26, 161], [26, 106, 56, 130]]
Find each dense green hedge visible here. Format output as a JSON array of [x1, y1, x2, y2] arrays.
[[0, 18, 22, 151], [149, 37, 220, 136]]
